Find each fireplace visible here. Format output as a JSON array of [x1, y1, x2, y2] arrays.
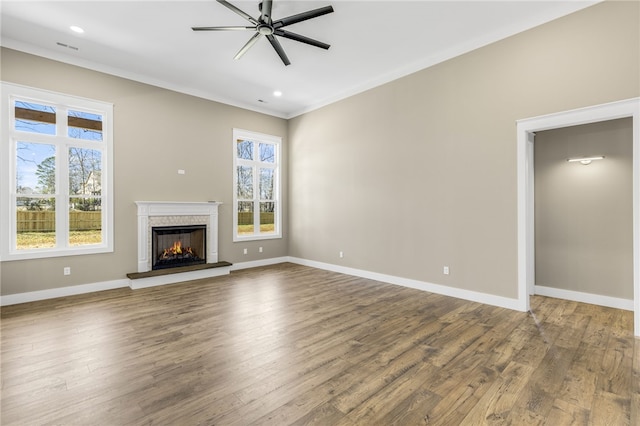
[[135, 201, 221, 274], [152, 225, 206, 270], [130, 201, 229, 289]]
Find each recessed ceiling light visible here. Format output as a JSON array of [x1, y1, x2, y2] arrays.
[[70, 25, 85, 34], [273, 91, 282, 97]]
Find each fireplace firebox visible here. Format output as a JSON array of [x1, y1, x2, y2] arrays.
[[151, 225, 206, 270]]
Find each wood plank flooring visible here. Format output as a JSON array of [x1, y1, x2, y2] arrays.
[[1, 263, 637, 425]]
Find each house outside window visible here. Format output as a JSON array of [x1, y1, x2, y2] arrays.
[[0, 82, 114, 260], [232, 128, 281, 241]]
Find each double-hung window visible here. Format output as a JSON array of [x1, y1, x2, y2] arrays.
[[1, 82, 113, 260], [233, 128, 281, 241]]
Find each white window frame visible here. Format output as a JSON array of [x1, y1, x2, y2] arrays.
[[0, 82, 114, 261], [232, 128, 282, 242]]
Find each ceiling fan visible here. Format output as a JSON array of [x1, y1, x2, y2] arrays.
[[192, 0, 334, 66]]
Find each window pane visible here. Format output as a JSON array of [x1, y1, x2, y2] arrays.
[[259, 168, 274, 200], [16, 142, 56, 195], [259, 143, 275, 163], [237, 166, 253, 199], [68, 110, 103, 141], [237, 201, 254, 235], [16, 197, 56, 249], [69, 148, 102, 195], [14, 101, 56, 135], [69, 197, 102, 246], [260, 202, 275, 234], [237, 139, 253, 160]]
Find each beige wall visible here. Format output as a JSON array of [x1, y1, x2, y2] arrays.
[[0, 47, 288, 295], [534, 118, 633, 299], [288, 0, 639, 299], [1, 1, 639, 301]]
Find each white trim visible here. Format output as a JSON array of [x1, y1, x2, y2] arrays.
[[286, 3, 603, 118], [230, 256, 290, 271], [0, 279, 129, 306], [287, 257, 524, 311], [0, 37, 288, 119], [128, 266, 231, 290], [534, 285, 633, 311], [517, 97, 640, 336]]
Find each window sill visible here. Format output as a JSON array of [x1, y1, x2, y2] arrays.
[[233, 234, 282, 243], [1, 244, 113, 262]]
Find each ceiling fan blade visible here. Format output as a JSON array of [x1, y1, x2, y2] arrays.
[[266, 34, 291, 66], [216, 0, 259, 25], [234, 32, 262, 60], [273, 5, 334, 29], [260, 0, 273, 24], [274, 29, 330, 50], [192, 26, 256, 31]]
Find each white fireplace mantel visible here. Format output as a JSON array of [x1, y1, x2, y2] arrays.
[[135, 201, 221, 273]]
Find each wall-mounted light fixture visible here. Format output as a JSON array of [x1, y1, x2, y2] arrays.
[[567, 156, 605, 165]]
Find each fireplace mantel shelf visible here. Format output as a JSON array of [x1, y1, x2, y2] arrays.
[[135, 201, 222, 217]]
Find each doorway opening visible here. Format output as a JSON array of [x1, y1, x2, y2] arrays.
[[516, 98, 640, 336]]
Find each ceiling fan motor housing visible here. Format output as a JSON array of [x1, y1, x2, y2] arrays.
[[258, 24, 274, 35]]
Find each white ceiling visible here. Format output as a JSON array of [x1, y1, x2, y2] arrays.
[[1, 0, 599, 118]]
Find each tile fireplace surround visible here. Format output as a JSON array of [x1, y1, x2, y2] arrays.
[[131, 201, 230, 289]]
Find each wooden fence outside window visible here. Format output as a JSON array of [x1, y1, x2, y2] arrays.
[[17, 211, 101, 232]]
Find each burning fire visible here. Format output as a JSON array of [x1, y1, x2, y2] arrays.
[[160, 240, 195, 259]]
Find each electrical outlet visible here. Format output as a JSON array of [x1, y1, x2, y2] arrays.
[[443, 266, 450, 275], [243, 248, 248, 255], [259, 247, 263, 253], [63, 267, 71, 275], [339, 251, 344, 258]]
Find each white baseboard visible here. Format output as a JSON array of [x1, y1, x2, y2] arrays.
[[15, 256, 623, 316], [230, 257, 290, 271], [287, 257, 525, 311], [0, 279, 129, 306], [534, 285, 633, 311]]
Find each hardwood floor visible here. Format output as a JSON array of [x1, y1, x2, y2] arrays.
[[1, 263, 637, 425]]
